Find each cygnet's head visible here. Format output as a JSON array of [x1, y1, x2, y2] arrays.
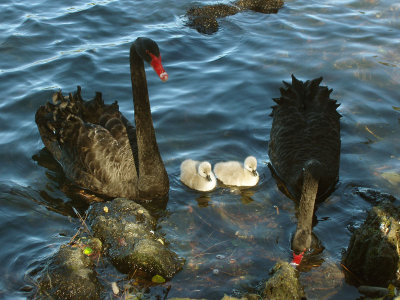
[[244, 156, 258, 176], [198, 162, 213, 182]]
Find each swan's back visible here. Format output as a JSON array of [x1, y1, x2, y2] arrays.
[[268, 75, 341, 201], [180, 159, 216, 192], [35, 86, 139, 199]]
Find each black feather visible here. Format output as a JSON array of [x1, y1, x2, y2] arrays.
[[35, 87, 139, 200], [268, 75, 341, 202]]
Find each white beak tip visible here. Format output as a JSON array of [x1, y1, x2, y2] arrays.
[[160, 72, 168, 82]]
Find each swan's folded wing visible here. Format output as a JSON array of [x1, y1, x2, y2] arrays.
[[35, 88, 140, 199], [58, 115, 138, 198]]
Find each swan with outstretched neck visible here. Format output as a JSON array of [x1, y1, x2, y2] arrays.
[[35, 37, 169, 202], [268, 75, 341, 266]]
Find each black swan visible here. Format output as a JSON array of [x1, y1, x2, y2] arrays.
[[268, 75, 341, 265], [35, 37, 169, 203]]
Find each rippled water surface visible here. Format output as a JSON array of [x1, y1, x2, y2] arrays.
[[1, 0, 400, 299]]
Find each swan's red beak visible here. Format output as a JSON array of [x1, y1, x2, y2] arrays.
[[290, 250, 305, 267], [149, 53, 168, 82]]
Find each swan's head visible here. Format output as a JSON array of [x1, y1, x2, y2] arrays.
[[134, 37, 168, 82], [244, 156, 258, 176], [198, 162, 213, 182], [291, 228, 311, 266]]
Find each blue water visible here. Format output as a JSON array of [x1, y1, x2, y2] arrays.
[[0, 0, 399, 298]]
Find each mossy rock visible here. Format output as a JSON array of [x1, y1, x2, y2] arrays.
[[342, 200, 400, 286], [37, 245, 102, 299], [186, 0, 283, 34], [234, 0, 284, 13], [187, 4, 239, 18], [89, 198, 184, 279], [263, 261, 305, 300]]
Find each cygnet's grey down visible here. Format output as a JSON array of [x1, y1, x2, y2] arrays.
[[180, 159, 217, 192], [213, 156, 259, 187]]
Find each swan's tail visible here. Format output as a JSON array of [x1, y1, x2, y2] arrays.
[[35, 86, 119, 160], [271, 75, 341, 116], [36, 86, 82, 160]]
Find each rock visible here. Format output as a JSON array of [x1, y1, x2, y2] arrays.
[[220, 294, 259, 300], [244, 294, 260, 300], [88, 198, 184, 279], [342, 200, 400, 286], [262, 261, 305, 300], [355, 187, 397, 205], [187, 15, 219, 35], [37, 245, 102, 299], [358, 285, 389, 298], [299, 260, 344, 299], [186, 0, 284, 34], [221, 295, 242, 300], [186, 4, 237, 34], [187, 4, 239, 18], [168, 298, 206, 300], [234, 0, 283, 13]]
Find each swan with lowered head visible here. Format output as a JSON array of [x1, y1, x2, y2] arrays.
[[213, 156, 259, 187], [35, 37, 169, 203], [268, 75, 341, 266], [180, 159, 217, 192]]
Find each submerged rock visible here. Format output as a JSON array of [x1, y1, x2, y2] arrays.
[[37, 245, 102, 299], [168, 298, 207, 300], [355, 187, 397, 205], [342, 199, 400, 286], [220, 294, 259, 300], [187, 15, 220, 35], [186, 4, 238, 34], [262, 261, 305, 300], [234, 0, 283, 13], [186, 0, 284, 34], [300, 260, 344, 299], [358, 285, 389, 298], [88, 198, 184, 279], [187, 4, 239, 18]]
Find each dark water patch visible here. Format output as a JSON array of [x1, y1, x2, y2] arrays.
[[0, 182, 74, 298]]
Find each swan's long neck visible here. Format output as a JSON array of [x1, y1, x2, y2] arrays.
[[297, 171, 318, 232], [291, 164, 320, 266], [130, 44, 169, 200], [294, 169, 318, 250]]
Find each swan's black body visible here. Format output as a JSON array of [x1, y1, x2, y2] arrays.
[[268, 75, 341, 255], [35, 38, 169, 202], [268, 75, 341, 201]]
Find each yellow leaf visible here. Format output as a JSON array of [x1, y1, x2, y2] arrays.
[[151, 275, 166, 283], [393, 106, 400, 112], [83, 247, 93, 256], [381, 172, 400, 185]]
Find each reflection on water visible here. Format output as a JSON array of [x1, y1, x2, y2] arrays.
[[0, 0, 399, 298]]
